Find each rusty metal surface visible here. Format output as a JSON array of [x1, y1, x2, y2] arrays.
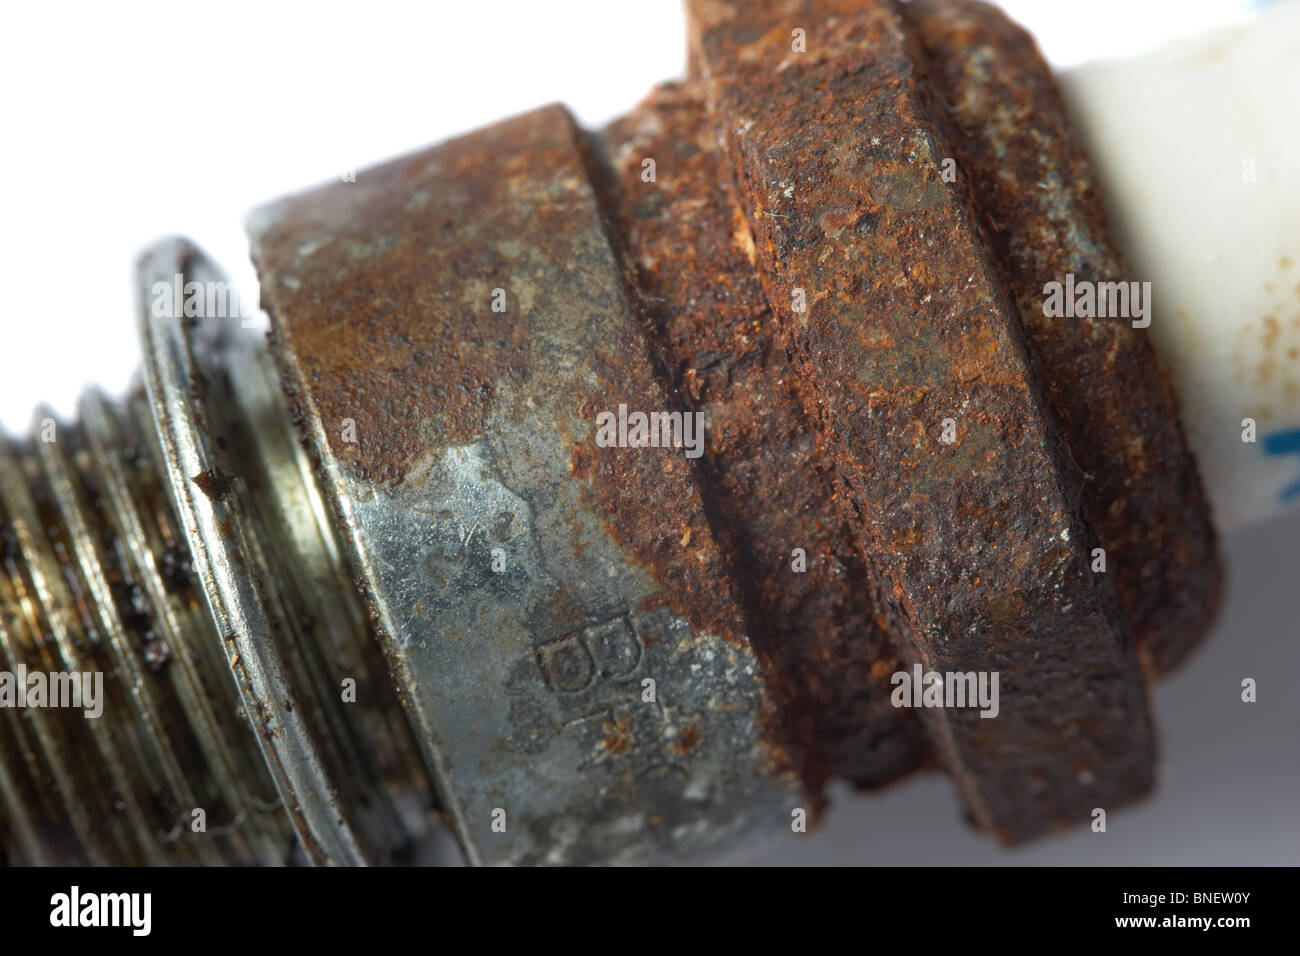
[[688, 0, 1157, 842], [898, 0, 1221, 676], [592, 82, 927, 791], [250, 105, 804, 865]]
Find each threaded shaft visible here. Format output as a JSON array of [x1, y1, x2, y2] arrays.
[[0, 388, 292, 864], [0, 239, 436, 866]]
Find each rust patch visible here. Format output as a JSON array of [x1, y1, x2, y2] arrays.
[[251, 107, 753, 659], [592, 82, 926, 790], [190, 466, 234, 502], [602, 716, 633, 755], [250, 119, 543, 485], [670, 724, 702, 755], [252, 103, 781, 778], [689, 0, 1157, 842], [899, 0, 1221, 675]]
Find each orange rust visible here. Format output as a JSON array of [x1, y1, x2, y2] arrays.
[[670, 724, 702, 755], [900, 0, 1221, 674], [689, 0, 1162, 842], [592, 81, 926, 790]]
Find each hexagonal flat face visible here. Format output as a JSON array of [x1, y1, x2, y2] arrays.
[[898, 0, 1219, 676], [249, 104, 802, 865], [594, 83, 928, 789], [688, 0, 1156, 840]]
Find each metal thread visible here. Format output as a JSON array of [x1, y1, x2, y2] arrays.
[[0, 388, 293, 865], [0, 242, 437, 866]]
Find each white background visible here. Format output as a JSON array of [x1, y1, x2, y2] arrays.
[[2, 1, 1294, 864]]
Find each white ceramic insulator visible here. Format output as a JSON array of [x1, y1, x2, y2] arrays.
[[1059, 0, 1300, 533]]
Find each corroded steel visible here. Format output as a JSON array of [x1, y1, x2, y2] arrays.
[[898, 0, 1220, 676], [688, 0, 1163, 841]]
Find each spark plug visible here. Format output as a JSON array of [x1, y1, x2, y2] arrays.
[[0, 0, 1295, 866]]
